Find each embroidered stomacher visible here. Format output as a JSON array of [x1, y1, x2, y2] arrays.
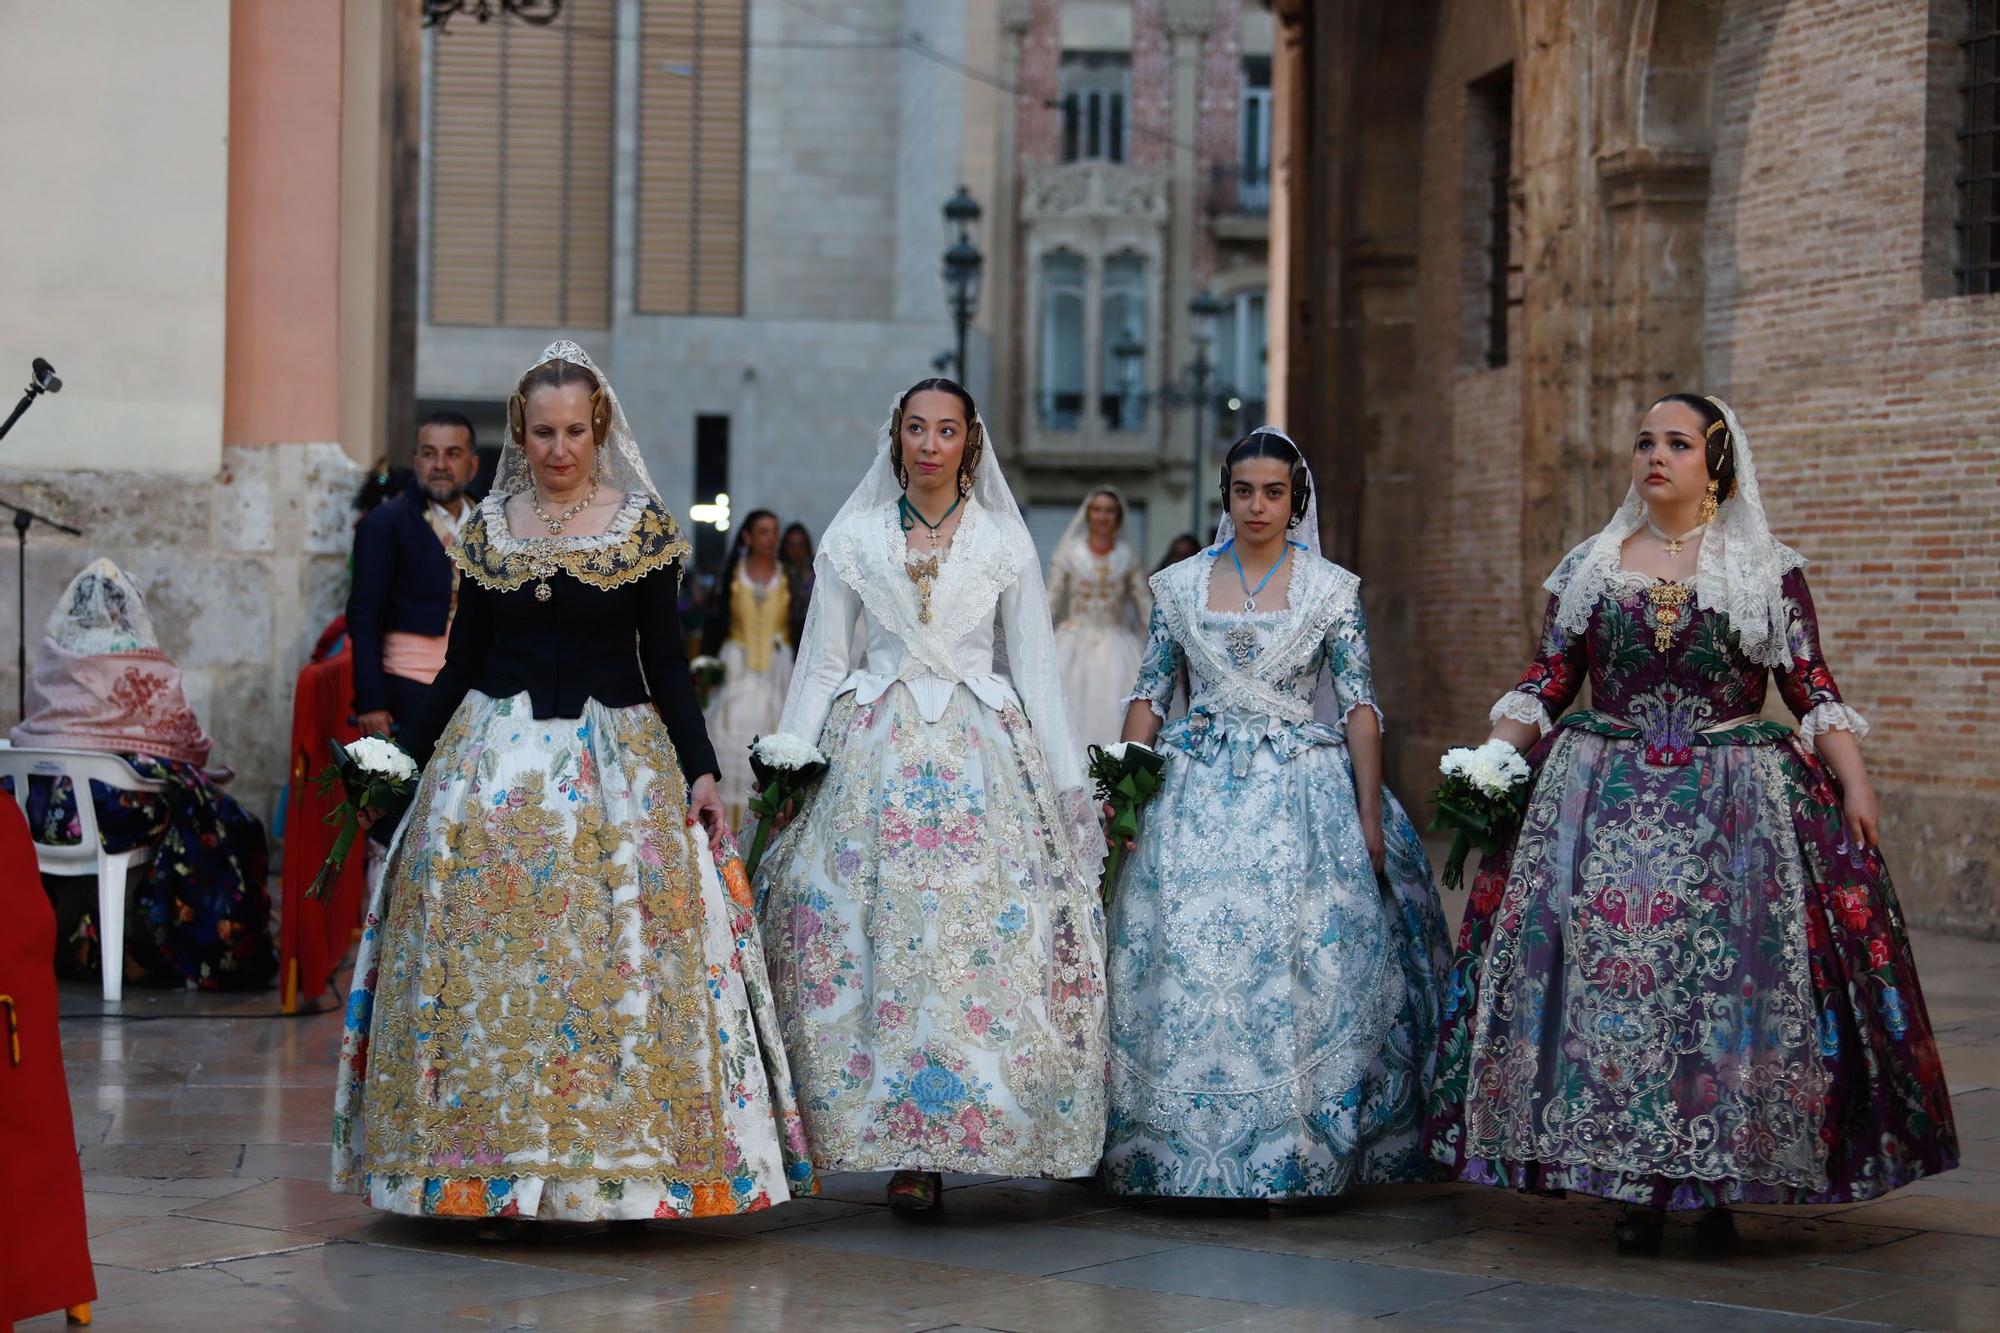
[[454, 497, 692, 593]]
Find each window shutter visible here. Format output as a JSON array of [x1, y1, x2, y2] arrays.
[[428, 0, 614, 328], [637, 0, 746, 315]]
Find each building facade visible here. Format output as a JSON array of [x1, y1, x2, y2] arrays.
[[990, 0, 1274, 561], [417, 1, 1274, 570], [0, 0, 399, 820], [1270, 0, 2000, 936], [415, 0, 998, 570]]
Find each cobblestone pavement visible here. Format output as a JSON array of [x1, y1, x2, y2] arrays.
[[22, 926, 2000, 1332]]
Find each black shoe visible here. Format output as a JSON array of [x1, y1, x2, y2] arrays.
[[1693, 1206, 1738, 1252], [1613, 1207, 1664, 1254]]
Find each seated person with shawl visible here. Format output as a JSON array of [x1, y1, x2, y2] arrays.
[[7, 559, 276, 990]]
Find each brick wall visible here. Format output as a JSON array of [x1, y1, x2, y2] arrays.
[[1702, 0, 2000, 933], [1368, 0, 1521, 791]]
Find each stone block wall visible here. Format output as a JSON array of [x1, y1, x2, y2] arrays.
[[0, 443, 361, 830]]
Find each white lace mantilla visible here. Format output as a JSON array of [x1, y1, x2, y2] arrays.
[[1547, 398, 1805, 670]]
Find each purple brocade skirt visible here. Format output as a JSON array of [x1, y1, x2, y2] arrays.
[[1427, 718, 1957, 1209]]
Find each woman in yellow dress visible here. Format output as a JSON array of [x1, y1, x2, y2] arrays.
[[703, 509, 793, 827]]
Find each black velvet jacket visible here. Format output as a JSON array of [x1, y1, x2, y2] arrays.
[[400, 494, 720, 784]]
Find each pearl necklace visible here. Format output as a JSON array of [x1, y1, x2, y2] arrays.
[[531, 483, 599, 535]]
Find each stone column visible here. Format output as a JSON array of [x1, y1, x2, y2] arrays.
[[1165, 0, 1214, 485], [996, 0, 1040, 445], [1512, 0, 1599, 641]]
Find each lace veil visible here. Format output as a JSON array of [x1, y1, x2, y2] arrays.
[[1213, 426, 1323, 561], [1546, 396, 1804, 669], [1055, 485, 1136, 561], [45, 558, 162, 655], [495, 339, 662, 503]]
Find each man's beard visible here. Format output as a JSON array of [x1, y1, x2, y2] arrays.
[[423, 476, 465, 504]]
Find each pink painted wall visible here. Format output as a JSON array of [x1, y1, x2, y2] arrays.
[[224, 0, 344, 445]]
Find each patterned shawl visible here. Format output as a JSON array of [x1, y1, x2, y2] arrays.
[[10, 559, 212, 767]]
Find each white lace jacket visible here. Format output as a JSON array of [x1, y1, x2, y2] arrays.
[[774, 497, 1102, 870]]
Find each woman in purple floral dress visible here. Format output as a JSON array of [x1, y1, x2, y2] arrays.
[[1428, 395, 1956, 1253]]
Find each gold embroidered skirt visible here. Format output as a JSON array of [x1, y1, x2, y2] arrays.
[[330, 690, 813, 1220]]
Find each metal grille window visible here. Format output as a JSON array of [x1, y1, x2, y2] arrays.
[[1959, 1, 2000, 294], [428, 0, 614, 327], [1061, 53, 1130, 164], [637, 0, 747, 316], [1469, 65, 1516, 367]]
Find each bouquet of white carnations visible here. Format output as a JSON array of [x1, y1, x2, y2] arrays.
[[690, 655, 725, 707], [1087, 740, 1168, 904], [307, 736, 419, 900], [1427, 739, 1532, 890], [743, 733, 828, 883]]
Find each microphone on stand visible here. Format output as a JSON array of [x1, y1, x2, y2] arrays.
[[0, 358, 81, 717], [0, 356, 61, 444]]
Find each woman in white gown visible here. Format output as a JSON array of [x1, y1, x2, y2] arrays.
[[703, 509, 794, 827], [754, 378, 1108, 1213], [1047, 488, 1150, 751]]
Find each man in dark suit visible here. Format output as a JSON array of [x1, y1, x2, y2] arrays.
[[348, 411, 480, 739]]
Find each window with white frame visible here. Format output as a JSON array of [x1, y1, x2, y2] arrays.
[[1061, 52, 1130, 164], [1099, 252, 1149, 432], [1038, 251, 1088, 430]]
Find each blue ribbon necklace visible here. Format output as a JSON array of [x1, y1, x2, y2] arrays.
[[1227, 538, 1294, 612]]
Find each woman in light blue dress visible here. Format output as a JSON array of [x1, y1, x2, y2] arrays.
[[1102, 428, 1449, 1199]]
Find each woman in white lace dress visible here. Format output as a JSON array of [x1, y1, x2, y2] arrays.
[[753, 378, 1108, 1213], [1047, 488, 1151, 750]]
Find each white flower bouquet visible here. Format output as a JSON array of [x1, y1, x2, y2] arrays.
[[308, 736, 420, 900], [743, 732, 828, 883], [1427, 739, 1532, 890], [690, 654, 725, 706], [1087, 740, 1168, 903]]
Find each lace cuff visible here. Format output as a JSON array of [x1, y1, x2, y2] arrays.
[[1056, 785, 1108, 885], [1124, 689, 1171, 721], [1798, 701, 1869, 746], [1490, 690, 1553, 736], [1343, 699, 1387, 734]]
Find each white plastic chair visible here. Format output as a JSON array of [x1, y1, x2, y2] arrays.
[[0, 747, 167, 1002]]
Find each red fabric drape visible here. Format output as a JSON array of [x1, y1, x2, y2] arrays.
[[0, 797, 96, 1323], [278, 640, 366, 1014]]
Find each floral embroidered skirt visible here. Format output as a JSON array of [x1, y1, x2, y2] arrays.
[[1428, 728, 1958, 1208], [755, 683, 1108, 1177], [707, 637, 794, 828], [1103, 714, 1450, 1199], [330, 691, 813, 1221]]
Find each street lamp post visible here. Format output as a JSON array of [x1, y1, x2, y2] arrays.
[[941, 186, 984, 385], [1185, 289, 1226, 536], [1116, 289, 1235, 540]]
